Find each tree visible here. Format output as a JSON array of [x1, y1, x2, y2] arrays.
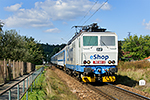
[[0, 30, 27, 60], [118, 41, 123, 60], [122, 35, 150, 60], [24, 36, 44, 64], [41, 43, 66, 63], [0, 20, 4, 33], [0, 29, 44, 64]]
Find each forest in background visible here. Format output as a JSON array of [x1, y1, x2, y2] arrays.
[[41, 43, 66, 63]]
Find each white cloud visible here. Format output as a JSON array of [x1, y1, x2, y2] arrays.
[[92, 2, 111, 11], [4, 0, 111, 28], [5, 9, 53, 28], [101, 2, 111, 10], [62, 22, 68, 25], [4, 3, 22, 12], [142, 19, 150, 30], [44, 28, 60, 33]]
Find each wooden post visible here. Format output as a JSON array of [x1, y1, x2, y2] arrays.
[[8, 59, 11, 81], [17, 61, 19, 77], [13, 60, 15, 79], [21, 61, 24, 76], [16, 61, 18, 78], [19, 61, 21, 76], [3, 59, 7, 83], [27, 62, 28, 73], [27, 62, 29, 73], [29, 63, 31, 72]]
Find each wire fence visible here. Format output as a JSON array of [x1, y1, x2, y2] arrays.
[[0, 67, 44, 100]]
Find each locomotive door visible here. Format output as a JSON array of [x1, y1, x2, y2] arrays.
[[76, 38, 81, 65]]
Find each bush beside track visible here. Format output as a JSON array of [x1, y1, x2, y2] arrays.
[[116, 60, 150, 94]]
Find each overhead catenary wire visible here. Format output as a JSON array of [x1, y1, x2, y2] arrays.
[[78, 0, 99, 25], [82, 0, 108, 26], [61, 0, 108, 44], [61, 0, 100, 42]]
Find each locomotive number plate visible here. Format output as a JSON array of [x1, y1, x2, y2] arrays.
[[102, 76, 116, 82], [93, 61, 106, 64]]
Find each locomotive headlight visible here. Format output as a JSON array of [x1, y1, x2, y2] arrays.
[[87, 60, 91, 64], [83, 60, 87, 64], [108, 60, 111, 64], [112, 60, 115, 64], [98, 69, 101, 72]]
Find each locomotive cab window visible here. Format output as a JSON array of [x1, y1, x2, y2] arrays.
[[100, 36, 115, 46], [83, 36, 98, 46]]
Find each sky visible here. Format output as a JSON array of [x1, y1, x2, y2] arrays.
[[0, 0, 150, 45]]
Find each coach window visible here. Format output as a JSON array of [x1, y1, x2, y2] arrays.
[[100, 36, 115, 46], [83, 36, 98, 46]]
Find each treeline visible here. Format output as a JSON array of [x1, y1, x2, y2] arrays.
[[0, 29, 43, 64], [0, 29, 66, 64], [41, 43, 66, 63]]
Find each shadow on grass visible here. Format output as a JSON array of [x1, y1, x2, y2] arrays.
[[114, 74, 138, 87]]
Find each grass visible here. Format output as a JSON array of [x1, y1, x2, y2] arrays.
[[21, 66, 78, 100], [116, 60, 150, 93]]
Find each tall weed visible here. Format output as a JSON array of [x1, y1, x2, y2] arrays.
[[118, 60, 150, 69]]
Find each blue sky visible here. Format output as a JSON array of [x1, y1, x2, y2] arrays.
[[0, 0, 150, 44]]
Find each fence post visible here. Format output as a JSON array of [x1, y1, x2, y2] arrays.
[[16, 61, 18, 78], [4, 59, 7, 83], [9, 90, 11, 100], [29, 63, 31, 72], [26, 78, 28, 100], [21, 61, 24, 76], [13, 60, 15, 79], [27, 62, 29, 73], [19, 61, 21, 77], [8, 59, 11, 81], [17, 84, 19, 100]]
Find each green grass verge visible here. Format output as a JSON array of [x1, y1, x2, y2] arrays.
[[21, 67, 78, 100]]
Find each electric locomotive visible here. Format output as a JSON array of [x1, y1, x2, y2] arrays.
[[51, 23, 118, 83]]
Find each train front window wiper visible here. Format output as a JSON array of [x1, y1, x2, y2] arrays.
[[100, 40, 108, 49]]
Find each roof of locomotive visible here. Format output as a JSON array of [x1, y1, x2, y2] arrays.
[[67, 31, 117, 45]]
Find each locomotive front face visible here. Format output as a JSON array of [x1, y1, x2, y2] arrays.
[[81, 32, 118, 66]]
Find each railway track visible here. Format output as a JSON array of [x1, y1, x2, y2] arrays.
[[52, 64, 150, 100], [92, 82, 150, 100], [86, 83, 118, 100], [106, 83, 150, 100]]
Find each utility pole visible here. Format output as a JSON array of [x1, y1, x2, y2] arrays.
[[128, 32, 131, 38]]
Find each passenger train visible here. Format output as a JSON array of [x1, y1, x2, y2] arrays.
[[51, 23, 118, 83]]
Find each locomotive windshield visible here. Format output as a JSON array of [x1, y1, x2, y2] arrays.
[[83, 36, 98, 46], [100, 36, 115, 46]]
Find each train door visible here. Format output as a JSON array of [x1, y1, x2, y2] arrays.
[[76, 37, 81, 65]]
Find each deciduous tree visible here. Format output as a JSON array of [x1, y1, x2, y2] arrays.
[[122, 35, 150, 60]]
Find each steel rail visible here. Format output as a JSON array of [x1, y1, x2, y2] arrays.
[[106, 82, 150, 100], [87, 83, 118, 100]]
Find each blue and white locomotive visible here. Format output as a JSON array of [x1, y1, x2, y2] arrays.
[[51, 23, 118, 83]]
